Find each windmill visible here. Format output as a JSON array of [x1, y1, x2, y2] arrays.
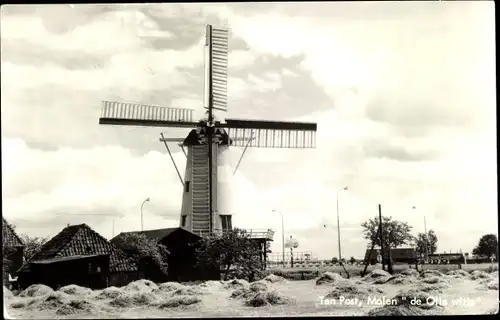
[[99, 25, 317, 238]]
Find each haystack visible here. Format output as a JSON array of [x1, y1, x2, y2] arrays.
[[316, 272, 345, 285], [386, 274, 416, 285], [156, 296, 201, 308], [420, 269, 445, 278], [109, 291, 159, 308], [368, 289, 445, 316], [325, 281, 384, 300], [486, 281, 499, 290], [400, 269, 419, 277], [94, 286, 122, 300], [446, 269, 469, 278], [367, 305, 432, 316], [56, 299, 97, 316], [29, 291, 70, 311], [19, 284, 54, 297], [171, 287, 202, 296], [156, 282, 185, 293], [58, 284, 92, 296], [263, 274, 287, 283], [362, 270, 392, 284], [470, 270, 491, 280], [231, 281, 269, 300], [421, 276, 448, 285], [244, 290, 294, 307], [230, 288, 255, 299], [124, 279, 159, 292], [199, 280, 224, 288], [249, 281, 268, 292], [223, 279, 250, 289]]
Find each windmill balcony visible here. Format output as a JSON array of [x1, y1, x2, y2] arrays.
[[196, 229, 275, 241]]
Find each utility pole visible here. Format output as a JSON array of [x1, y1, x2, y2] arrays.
[[336, 186, 348, 262], [378, 204, 385, 271], [424, 216, 429, 263]]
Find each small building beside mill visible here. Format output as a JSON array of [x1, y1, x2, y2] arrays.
[[2, 218, 25, 285], [111, 227, 219, 282], [17, 223, 139, 290], [364, 246, 417, 264]]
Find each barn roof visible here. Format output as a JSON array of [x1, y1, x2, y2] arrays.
[[110, 227, 200, 251], [2, 218, 24, 247], [18, 223, 137, 273]]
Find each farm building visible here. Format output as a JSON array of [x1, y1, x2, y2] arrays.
[[111, 227, 219, 282], [2, 218, 25, 285], [364, 246, 417, 264], [17, 223, 139, 289], [427, 253, 465, 264]]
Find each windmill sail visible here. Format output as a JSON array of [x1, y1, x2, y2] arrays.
[[204, 26, 228, 114], [99, 101, 197, 128], [217, 119, 317, 148]]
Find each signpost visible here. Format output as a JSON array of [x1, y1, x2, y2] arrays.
[[285, 235, 299, 268]]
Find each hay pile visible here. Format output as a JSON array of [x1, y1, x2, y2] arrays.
[[231, 281, 269, 299], [222, 279, 250, 290], [263, 274, 287, 283], [362, 270, 392, 284], [367, 289, 445, 316], [229, 279, 294, 307], [446, 269, 470, 278], [482, 271, 499, 290], [155, 282, 185, 293], [244, 290, 294, 307], [171, 287, 202, 296], [109, 291, 159, 308], [9, 297, 41, 310], [486, 281, 499, 290], [249, 280, 268, 291], [325, 281, 384, 301], [124, 279, 159, 293], [470, 270, 491, 280], [400, 269, 419, 277], [316, 272, 345, 285], [28, 291, 70, 311], [94, 286, 122, 300], [198, 280, 224, 288], [386, 274, 416, 285], [56, 299, 97, 316], [156, 296, 201, 309], [58, 284, 92, 296], [19, 284, 54, 298], [420, 270, 445, 278]]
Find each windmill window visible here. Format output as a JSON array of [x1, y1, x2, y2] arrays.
[[220, 215, 232, 231], [181, 216, 187, 227], [184, 181, 190, 193]]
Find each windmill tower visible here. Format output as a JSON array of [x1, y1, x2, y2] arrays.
[[99, 25, 317, 238]]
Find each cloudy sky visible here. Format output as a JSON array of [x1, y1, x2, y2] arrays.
[[1, 2, 496, 260]]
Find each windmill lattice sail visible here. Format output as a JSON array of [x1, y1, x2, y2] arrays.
[[100, 101, 196, 128], [206, 26, 228, 112]]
